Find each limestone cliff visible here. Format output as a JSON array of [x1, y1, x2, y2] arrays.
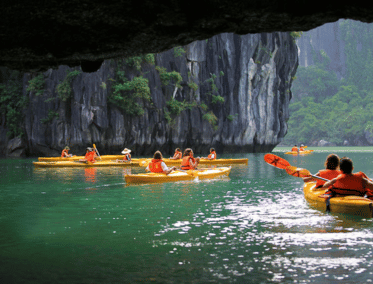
[[0, 32, 298, 157]]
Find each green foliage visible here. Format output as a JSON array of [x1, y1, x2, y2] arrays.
[[109, 74, 151, 116], [166, 98, 197, 116], [174, 46, 186, 58], [290, 31, 303, 39], [0, 71, 28, 138], [125, 54, 155, 71], [27, 74, 45, 96], [227, 114, 238, 122], [56, 70, 81, 101], [156, 66, 183, 88], [203, 111, 218, 130], [212, 95, 225, 104], [200, 103, 208, 112], [41, 110, 59, 124], [286, 20, 373, 145], [188, 81, 198, 91]]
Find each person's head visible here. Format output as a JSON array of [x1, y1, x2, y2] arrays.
[[65, 146, 70, 150], [175, 148, 181, 152], [339, 157, 353, 174], [87, 147, 93, 152], [324, 154, 340, 170], [183, 148, 193, 157], [153, 150, 163, 160], [210, 148, 215, 153], [294, 145, 297, 147]]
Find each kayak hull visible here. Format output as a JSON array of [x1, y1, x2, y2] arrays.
[[33, 160, 140, 167], [38, 155, 133, 162], [285, 150, 314, 155], [125, 167, 231, 184], [303, 182, 373, 218], [139, 158, 248, 166]]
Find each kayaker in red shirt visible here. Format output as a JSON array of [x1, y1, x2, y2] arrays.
[[303, 154, 341, 188], [181, 148, 200, 170], [320, 157, 373, 200], [61, 146, 74, 157], [146, 150, 176, 174], [202, 148, 217, 160], [80, 147, 97, 163], [291, 145, 299, 153], [170, 148, 182, 160]]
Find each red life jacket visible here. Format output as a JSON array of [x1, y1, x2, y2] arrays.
[[181, 156, 195, 170], [123, 154, 131, 161], [330, 172, 368, 197], [61, 149, 69, 157], [208, 151, 217, 160], [85, 151, 96, 163], [316, 169, 341, 188], [149, 159, 164, 173], [173, 151, 182, 159]]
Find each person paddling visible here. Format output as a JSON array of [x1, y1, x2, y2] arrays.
[[80, 147, 97, 163], [61, 146, 74, 157], [170, 148, 182, 160], [303, 154, 341, 188], [319, 157, 373, 200], [146, 150, 176, 175], [291, 145, 299, 153], [181, 148, 200, 170], [299, 144, 305, 152], [117, 148, 132, 163], [203, 148, 217, 160]]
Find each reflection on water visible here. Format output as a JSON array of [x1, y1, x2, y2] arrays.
[[2, 152, 373, 283]]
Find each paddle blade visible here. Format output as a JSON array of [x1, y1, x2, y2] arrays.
[[285, 166, 311, 178], [264, 154, 291, 169]]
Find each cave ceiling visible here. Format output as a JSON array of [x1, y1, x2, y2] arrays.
[[1, 1, 372, 73]]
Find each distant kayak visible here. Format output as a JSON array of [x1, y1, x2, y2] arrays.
[[285, 150, 314, 155], [303, 181, 373, 218], [125, 167, 231, 184]]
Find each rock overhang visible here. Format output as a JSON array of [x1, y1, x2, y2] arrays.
[[1, 1, 373, 73]]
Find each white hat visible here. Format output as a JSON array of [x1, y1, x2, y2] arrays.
[[121, 148, 131, 154]]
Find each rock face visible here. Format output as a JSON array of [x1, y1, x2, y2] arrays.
[[1, 2, 373, 72], [297, 20, 346, 77], [0, 32, 298, 157]]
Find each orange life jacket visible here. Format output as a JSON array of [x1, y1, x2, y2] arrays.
[[148, 159, 164, 173], [181, 156, 195, 170], [123, 153, 131, 161], [61, 149, 69, 157], [208, 151, 217, 160], [316, 169, 341, 188], [85, 151, 96, 163], [173, 151, 182, 159], [329, 172, 369, 197], [291, 147, 298, 152], [299, 147, 305, 151]]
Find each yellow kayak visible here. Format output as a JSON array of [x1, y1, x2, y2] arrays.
[[33, 160, 140, 167], [285, 150, 314, 155], [125, 166, 231, 184], [303, 181, 373, 218], [139, 158, 248, 166], [38, 155, 131, 162]]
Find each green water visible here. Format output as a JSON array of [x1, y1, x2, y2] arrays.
[[1, 148, 373, 283]]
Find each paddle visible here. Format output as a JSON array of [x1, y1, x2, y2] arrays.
[[264, 154, 328, 181], [93, 144, 102, 160], [264, 153, 291, 169]]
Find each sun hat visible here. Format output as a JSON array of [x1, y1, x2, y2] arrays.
[[122, 148, 131, 154], [87, 147, 93, 151], [64, 146, 70, 150]]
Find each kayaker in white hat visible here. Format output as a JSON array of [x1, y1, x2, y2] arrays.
[[117, 148, 132, 163]]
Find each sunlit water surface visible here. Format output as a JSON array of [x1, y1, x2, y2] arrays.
[[1, 147, 373, 283]]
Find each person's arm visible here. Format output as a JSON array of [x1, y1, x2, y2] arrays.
[[319, 178, 337, 190], [303, 171, 320, 183], [161, 162, 176, 175]]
